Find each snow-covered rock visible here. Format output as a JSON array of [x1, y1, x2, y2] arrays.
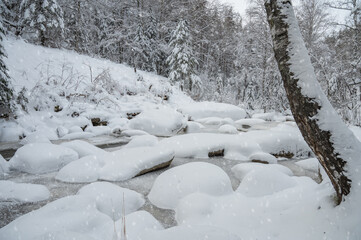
[[234, 118, 266, 129], [120, 129, 150, 137], [196, 117, 234, 126], [0, 180, 50, 202], [129, 106, 186, 137], [124, 135, 158, 148], [60, 132, 95, 140], [178, 101, 247, 121], [20, 132, 51, 145], [218, 124, 238, 134], [56, 155, 102, 183], [85, 126, 112, 136], [56, 126, 69, 138], [249, 152, 278, 164], [77, 182, 145, 221], [0, 195, 113, 240], [252, 112, 287, 122], [236, 168, 297, 197], [10, 143, 79, 174], [295, 158, 320, 172], [99, 146, 174, 181], [231, 162, 293, 181], [185, 121, 204, 133], [148, 162, 233, 209], [61, 140, 107, 158], [68, 126, 83, 133]]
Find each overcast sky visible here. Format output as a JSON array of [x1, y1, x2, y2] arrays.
[[218, 0, 349, 24]]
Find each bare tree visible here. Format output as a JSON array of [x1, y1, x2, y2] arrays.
[[265, 0, 361, 205]]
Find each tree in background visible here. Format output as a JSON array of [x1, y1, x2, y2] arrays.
[[19, 0, 64, 47], [0, 16, 14, 118], [167, 20, 199, 93]]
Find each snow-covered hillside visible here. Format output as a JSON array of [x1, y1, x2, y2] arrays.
[[1, 38, 192, 142]]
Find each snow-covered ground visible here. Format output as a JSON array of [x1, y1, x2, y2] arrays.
[[1, 39, 361, 240]]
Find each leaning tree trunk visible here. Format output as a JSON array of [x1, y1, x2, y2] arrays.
[[265, 0, 361, 205]]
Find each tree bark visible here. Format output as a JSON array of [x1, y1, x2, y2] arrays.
[[265, 0, 361, 205]]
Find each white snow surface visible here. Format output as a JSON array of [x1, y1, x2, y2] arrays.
[[231, 162, 293, 181], [148, 162, 233, 209], [123, 135, 158, 148], [77, 182, 145, 221], [218, 124, 238, 134], [295, 158, 320, 172], [60, 140, 107, 158], [129, 106, 186, 136], [10, 143, 79, 174], [178, 101, 247, 121], [0, 180, 50, 202]]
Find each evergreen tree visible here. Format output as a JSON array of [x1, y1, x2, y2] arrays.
[[0, 16, 14, 118], [19, 0, 64, 47], [167, 20, 199, 92]]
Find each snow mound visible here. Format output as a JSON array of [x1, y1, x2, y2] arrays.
[[61, 140, 107, 158], [231, 162, 293, 181], [178, 101, 246, 121], [115, 211, 164, 239], [234, 118, 266, 129], [20, 132, 51, 145], [120, 129, 150, 137], [252, 112, 286, 122], [99, 146, 174, 181], [129, 106, 186, 136], [85, 126, 112, 136], [77, 182, 145, 221], [218, 124, 238, 134], [185, 121, 204, 133], [0, 195, 112, 240], [296, 158, 320, 172], [56, 155, 102, 183], [60, 132, 95, 140], [148, 162, 233, 209], [124, 135, 158, 148], [10, 143, 79, 174], [236, 168, 297, 197], [196, 117, 234, 125], [0, 180, 50, 202], [249, 152, 278, 164]]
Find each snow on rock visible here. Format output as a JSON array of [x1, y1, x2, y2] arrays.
[[218, 124, 238, 134], [56, 126, 69, 138], [0, 195, 113, 240], [129, 106, 186, 137], [234, 118, 266, 129], [10, 143, 79, 174], [99, 146, 174, 181], [0, 154, 10, 176], [85, 126, 112, 136], [124, 135, 158, 148], [60, 132, 95, 140], [236, 168, 297, 197], [56, 155, 102, 183], [20, 132, 51, 145], [120, 129, 150, 137], [185, 121, 204, 133], [249, 152, 278, 164], [252, 112, 286, 122], [231, 162, 293, 181], [77, 182, 145, 221], [295, 158, 320, 172], [196, 117, 234, 126], [68, 126, 83, 133], [178, 101, 246, 121], [61, 140, 107, 158], [0, 121, 25, 142], [114, 210, 164, 239], [148, 162, 233, 209], [0, 180, 50, 202]]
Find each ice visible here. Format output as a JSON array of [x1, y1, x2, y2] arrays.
[[61, 140, 107, 158], [0, 180, 50, 202], [56, 155, 102, 183], [129, 106, 186, 137], [231, 162, 293, 181], [0, 154, 9, 176], [148, 162, 233, 209], [77, 182, 145, 221], [124, 135, 158, 148], [178, 101, 247, 120], [10, 143, 79, 174], [236, 168, 297, 197], [218, 124, 238, 134]]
